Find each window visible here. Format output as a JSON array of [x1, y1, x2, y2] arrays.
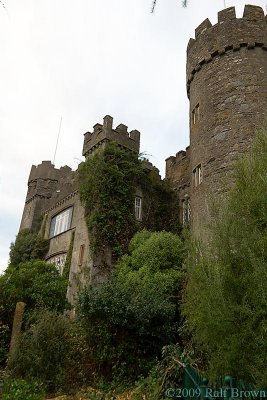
[[192, 103, 200, 125], [49, 207, 73, 238], [78, 244, 85, 266], [182, 196, 191, 225], [47, 253, 67, 275], [193, 165, 202, 187], [135, 197, 142, 220]]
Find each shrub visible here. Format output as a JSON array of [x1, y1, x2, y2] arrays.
[[78, 231, 184, 381], [0, 317, 10, 364], [2, 379, 44, 400], [9, 229, 49, 268], [0, 260, 69, 329], [132, 345, 184, 400], [9, 310, 92, 392]]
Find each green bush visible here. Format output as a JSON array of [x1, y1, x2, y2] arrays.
[[0, 260, 69, 328], [78, 231, 184, 381], [9, 229, 49, 268], [9, 310, 92, 392], [2, 379, 44, 400], [128, 230, 185, 271], [0, 318, 10, 364], [132, 345, 184, 400]]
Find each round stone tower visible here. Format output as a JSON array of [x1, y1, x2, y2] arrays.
[[187, 5, 267, 233]]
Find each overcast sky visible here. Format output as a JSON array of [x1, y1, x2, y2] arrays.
[[0, 0, 266, 273]]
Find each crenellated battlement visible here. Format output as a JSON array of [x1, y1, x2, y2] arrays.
[[28, 161, 73, 184], [165, 146, 190, 189], [186, 5, 267, 98], [82, 115, 140, 157]]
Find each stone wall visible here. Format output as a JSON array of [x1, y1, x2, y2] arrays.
[[187, 5, 267, 233], [44, 192, 91, 305]]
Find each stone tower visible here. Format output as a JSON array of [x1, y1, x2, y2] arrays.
[[186, 5, 267, 232], [20, 161, 74, 233]]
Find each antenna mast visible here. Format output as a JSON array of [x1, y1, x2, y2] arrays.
[[53, 116, 62, 165]]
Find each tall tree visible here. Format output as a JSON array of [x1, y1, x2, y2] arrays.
[[183, 127, 267, 385]]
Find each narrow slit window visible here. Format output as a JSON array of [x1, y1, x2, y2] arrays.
[[182, 196, 191, 225], [192, 103, 200, 125], [78, 244, 85, 266], [193, 165, 202, 187], [135, 197, 142, 220]]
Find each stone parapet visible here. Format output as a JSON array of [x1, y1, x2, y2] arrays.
[[186, 5, 267, 98], [82, 115, 140, 157]]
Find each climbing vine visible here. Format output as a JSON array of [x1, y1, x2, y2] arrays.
[[78, 142, 180, 260]]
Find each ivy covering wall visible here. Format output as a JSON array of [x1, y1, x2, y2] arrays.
[[78, 142, 180, 260]]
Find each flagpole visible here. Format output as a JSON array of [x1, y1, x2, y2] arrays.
[[53, 116, 62, 165]]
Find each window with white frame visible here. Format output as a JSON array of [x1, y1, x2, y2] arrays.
[[47, 253, 67, 275], [49, 207, 73, 238], [193, 164, 203, 187], [134, 196, 142, 220]]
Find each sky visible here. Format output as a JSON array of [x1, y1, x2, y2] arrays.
[[0, 0, 266, 273]]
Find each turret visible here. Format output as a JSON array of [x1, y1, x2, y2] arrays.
[[82, 115, 140, 157], [20, 161, 74, 232], [187, 5, 267, 232]]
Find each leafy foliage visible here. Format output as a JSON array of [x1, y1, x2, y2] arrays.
[[132, 345, 184, 400], [78, 143, 143, 258], [183, 128, 267, 385], [2, 379, 44, 400], [126, 230, 185, 272], [78, 231, 185, 381], [0, 261, 69, 327], [9, 310, 92, 393], [9, 230, 49, 268], [78, 142, 180, 260], [0, 261, 70, 364], [0, 317, 10, 363]]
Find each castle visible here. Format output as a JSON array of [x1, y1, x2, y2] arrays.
[[19, 5, 267, 304]]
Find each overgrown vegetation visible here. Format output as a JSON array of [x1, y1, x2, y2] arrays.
[[9, 229, 49, 268], [8, 310, 92, 393], [78, 142, 180, 259], [131, 344, 184, 400], [183, 128, 267, 385], [0, 227, 70, 365], [0, 260, 69, 327], [78, 230, 185, 382], [2, 379, 45, 400]]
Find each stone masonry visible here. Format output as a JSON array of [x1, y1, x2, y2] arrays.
[[166, 4, 267, 233]]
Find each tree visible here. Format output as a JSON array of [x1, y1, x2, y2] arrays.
[[78, 230, 185, 381], [183, 127, 267, 385], [8, 310, 90, 392], [9, 229, 49, 268], [0, 260, 69, 326], [0, 261, 70, 363]]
